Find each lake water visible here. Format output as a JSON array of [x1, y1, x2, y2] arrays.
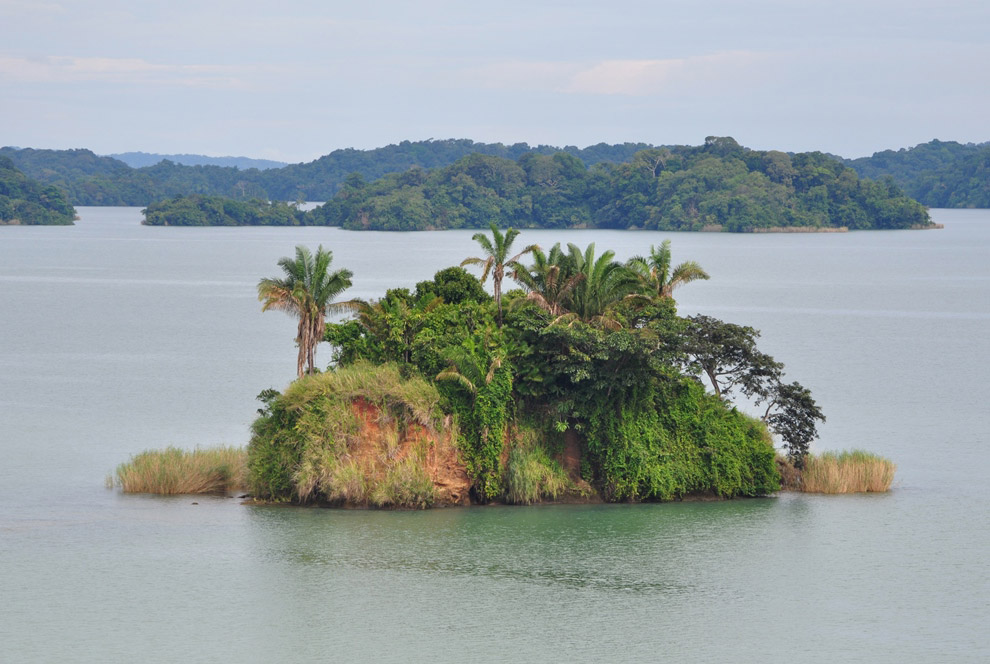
[[1, 208, 988, 662]]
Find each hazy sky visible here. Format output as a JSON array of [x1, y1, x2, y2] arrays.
[[2, 0, 988, 163]]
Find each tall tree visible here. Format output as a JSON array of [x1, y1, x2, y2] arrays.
[[461, 222, 538, 326], [628, 239, 709, 300], [258, 245, 356, 377]]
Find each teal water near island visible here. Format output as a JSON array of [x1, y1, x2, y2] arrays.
[[1, 208, 988, 662]]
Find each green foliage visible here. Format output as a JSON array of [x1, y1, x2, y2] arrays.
[[143, 194, 305, 226], [304, 138, 931, 231], [1, 140, 651, 206], [503, 429, 571, 504], [415, 266, 491, 305], [0, 156, 75, 225], [846, 139, 990, 208], [583, 378, 779, 501], [435, 329, 513, 501], [8, 137, 985, 212], [259, 244, 356, 377]]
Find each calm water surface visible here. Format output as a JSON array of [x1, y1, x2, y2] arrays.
[[1, 208, 988, 662]]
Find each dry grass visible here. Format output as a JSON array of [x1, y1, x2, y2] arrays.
[[800, 450, 896, 494], [281, 361, 441, 428], [112, 446, 248, 495], [370, 456, 436, 508]]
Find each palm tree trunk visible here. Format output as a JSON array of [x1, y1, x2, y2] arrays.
[[494, 274, 503, 327]]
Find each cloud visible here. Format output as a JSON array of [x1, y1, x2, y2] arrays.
[[0, 55, 264, 88], [565, 52, 770, 96], [465, 51, 771, 97]]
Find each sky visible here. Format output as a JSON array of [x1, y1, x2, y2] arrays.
[[2, 0, 988, 163]]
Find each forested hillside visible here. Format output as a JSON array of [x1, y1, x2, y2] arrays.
[[2, 140, 654, 206], [0, 156, 76, 225], [305, 137, 931, 231], [845, 139, 990, 207]]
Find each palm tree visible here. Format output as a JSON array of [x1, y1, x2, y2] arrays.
[[628, 239, 709, 300], [461, 222, 538, 327], [563, 242, 644, 328], [258, 245, 356, 378], [510, 244, 584, 318]]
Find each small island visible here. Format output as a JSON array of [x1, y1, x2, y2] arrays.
[[0, 156, 76, 225], [142, 195, 304, 226], [113, 230, 895, 504]]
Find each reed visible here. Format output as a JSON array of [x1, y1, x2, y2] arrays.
[[113, 446, 248, 495], [800, 450, 896, 494]]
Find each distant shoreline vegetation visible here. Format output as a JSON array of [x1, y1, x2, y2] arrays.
[[140, 137, 934, 232], [142, 195, 304, 226], [0, 156, 76, 225], [4, 137, 987, 210]]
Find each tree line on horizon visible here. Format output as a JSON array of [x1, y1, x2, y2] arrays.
[[3, 137, 988, 211], [142, 137, 932, 232]]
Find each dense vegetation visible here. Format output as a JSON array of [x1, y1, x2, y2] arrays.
[[248, 231, 827, 506], [846, 139, 990, 208], [8, 137, 989, 211], [0, 156, 76, 225], [142, 195, 305, 226], [141, 138, 931, 231], [2, 140, 653, 206], [306, 136, 930, 231]]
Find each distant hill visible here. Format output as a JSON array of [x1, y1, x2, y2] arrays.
[[146, 137, 933, 232], [6, 137, 989, 209], [1, 139, 656, 206], [0, 156, 76, 225], [845, 140, 990, 207], [108, 152, 288, 170]]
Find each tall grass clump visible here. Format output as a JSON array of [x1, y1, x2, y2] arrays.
[[801, 450, 896, 494], [504, 444, 571, 505], [370, 456, 436, 508], [113, 446, 247, 495]]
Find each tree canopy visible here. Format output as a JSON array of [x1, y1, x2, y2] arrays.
[[143, 195, 305, 226], [305, 137, 931, 231], [0, 156, 76, 225], [845, 139, 990, 208]]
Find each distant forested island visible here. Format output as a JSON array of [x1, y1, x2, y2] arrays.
[[0, 156, 76, 225], [143, 195, 303, 226], [143, 137, 932, 232], [845, 139, 990, 208]]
